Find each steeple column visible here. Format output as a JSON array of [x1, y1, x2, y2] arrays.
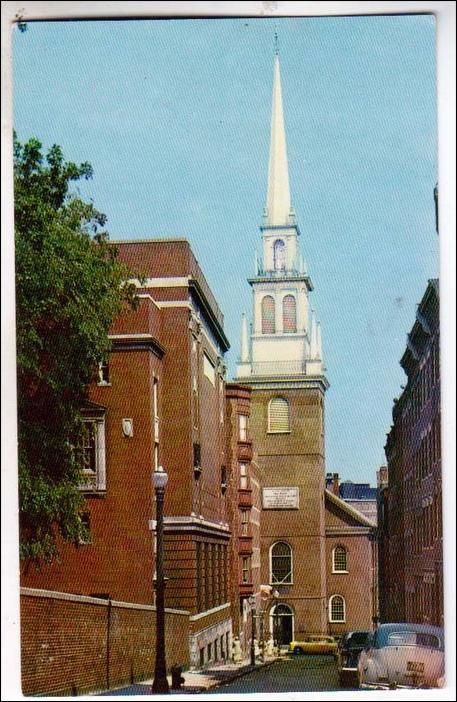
[[275, 292, 282, 334]]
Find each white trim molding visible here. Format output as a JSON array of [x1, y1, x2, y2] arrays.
[[269, 540, 293, 585], [328, 594, 346, 623]]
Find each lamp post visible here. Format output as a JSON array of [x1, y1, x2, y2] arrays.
[[248, 595, 256, 666], [151, 467, 169, 694]]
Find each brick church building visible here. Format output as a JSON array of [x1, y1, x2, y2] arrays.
[[236, 52, 377, 644], [20, 51, 378, 695]]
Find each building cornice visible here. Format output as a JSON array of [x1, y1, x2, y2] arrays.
[[109, 333, 165, 359], [248, 274, 313, 291], [163, 515, 231, 539], [188, 278, 230, 352], [325, 527, 374, 537], [240, 375, 329, 392]]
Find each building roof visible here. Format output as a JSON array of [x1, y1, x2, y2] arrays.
[[325, 490, 376, 528], [339, 482, 377, 501]]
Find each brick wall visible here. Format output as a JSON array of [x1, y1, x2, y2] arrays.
[[21, 588, 189, 697]]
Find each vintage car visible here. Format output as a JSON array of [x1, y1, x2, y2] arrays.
[[289, 635, 338, 657], [337, 631, 371, 687], [358, 623, 445, 689]]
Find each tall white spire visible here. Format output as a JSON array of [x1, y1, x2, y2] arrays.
[[265, 54, 292, 227]]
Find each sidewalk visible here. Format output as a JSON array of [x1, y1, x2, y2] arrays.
[[96, 656, 280, 695]]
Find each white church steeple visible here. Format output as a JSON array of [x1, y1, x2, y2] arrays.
[[236, 48, 326, 383], [264, 54, 293, 227]]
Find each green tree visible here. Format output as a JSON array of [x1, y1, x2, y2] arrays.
[[15, 133, 138, 564]]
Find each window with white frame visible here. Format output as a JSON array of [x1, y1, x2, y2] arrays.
[[97, 360, 110, 385], [329, 595, 346, 622], [273, 239, 286, 270], [239, 414, 248, 441], [241, 556, 251, 583], [270, 541, 293, 584], [261, 295, 276, 334], [268, 397, 290, 433], [239, 463, 248, 489], [203, 353, 215, 385], [282, 295, 297, 333], [77, 417, 106, 491], [332, 545, 348, 573], [240, 509, 250, 535]]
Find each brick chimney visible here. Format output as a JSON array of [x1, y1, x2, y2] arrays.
[[331, 473, 339, 496], [377, 465, 388, 488]]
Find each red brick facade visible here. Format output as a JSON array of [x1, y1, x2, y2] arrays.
[[225, 383, 262, 655], [325, 492, 377, 636], [21, 239, 233, 683], [380, 280, 443, 626], [20, 588, 189, 697]]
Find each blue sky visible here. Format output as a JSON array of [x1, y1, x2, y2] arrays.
[[13, 15, 438, 485]]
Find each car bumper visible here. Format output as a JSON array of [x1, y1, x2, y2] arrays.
[[360, 682, 440, 690]]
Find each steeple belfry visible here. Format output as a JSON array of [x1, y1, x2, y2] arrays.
[[265, 55, 292, 227], [236, 49, 327, 387]]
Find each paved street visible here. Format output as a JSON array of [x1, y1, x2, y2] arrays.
[[208, 655, 343, 694]]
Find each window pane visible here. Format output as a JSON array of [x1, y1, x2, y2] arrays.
[[203, 353, 215, 385], [80, 422, 96, 473], [331, 596, 345, 621], [333, 546, 347, 571], [273, 239, 286, 270], [269, 397, 290, 433], [283, 295, 297, 333], [271, 542, 292, 583], [262, 296, 276, 334]]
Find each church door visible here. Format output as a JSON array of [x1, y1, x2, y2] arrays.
[[271, 604, 294, 645]]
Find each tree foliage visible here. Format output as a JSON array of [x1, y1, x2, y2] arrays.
[[15, 133, 138, 564]]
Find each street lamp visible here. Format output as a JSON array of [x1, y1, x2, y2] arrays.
[[152, 466, 169, 694], [248, 595, 256, 666]]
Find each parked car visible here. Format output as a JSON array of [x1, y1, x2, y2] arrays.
[[337, 631, 371, 687], [289, 635, 338, 658], [358, 623, 445, 689]]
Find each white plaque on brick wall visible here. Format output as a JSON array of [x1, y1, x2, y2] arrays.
[[262, 487, 299, 509]]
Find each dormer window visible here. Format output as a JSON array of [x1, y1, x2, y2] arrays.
[[273, 239, 286, 271]]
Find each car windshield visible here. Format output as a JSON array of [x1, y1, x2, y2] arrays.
[[387, 632, 441, 649], [347, 633, 369, 646]]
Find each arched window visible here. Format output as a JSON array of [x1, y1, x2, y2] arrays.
[[261, 295, 276, 334], [268, 397, 290, 433], [273, 239, 286, 270], [329, 595, 346, 623], [282, 295, 297, 333], [270, 541, 293, 584], [332, 546, 348, 573]]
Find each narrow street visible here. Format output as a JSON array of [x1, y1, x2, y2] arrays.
[[208, 655, 345, 694]]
